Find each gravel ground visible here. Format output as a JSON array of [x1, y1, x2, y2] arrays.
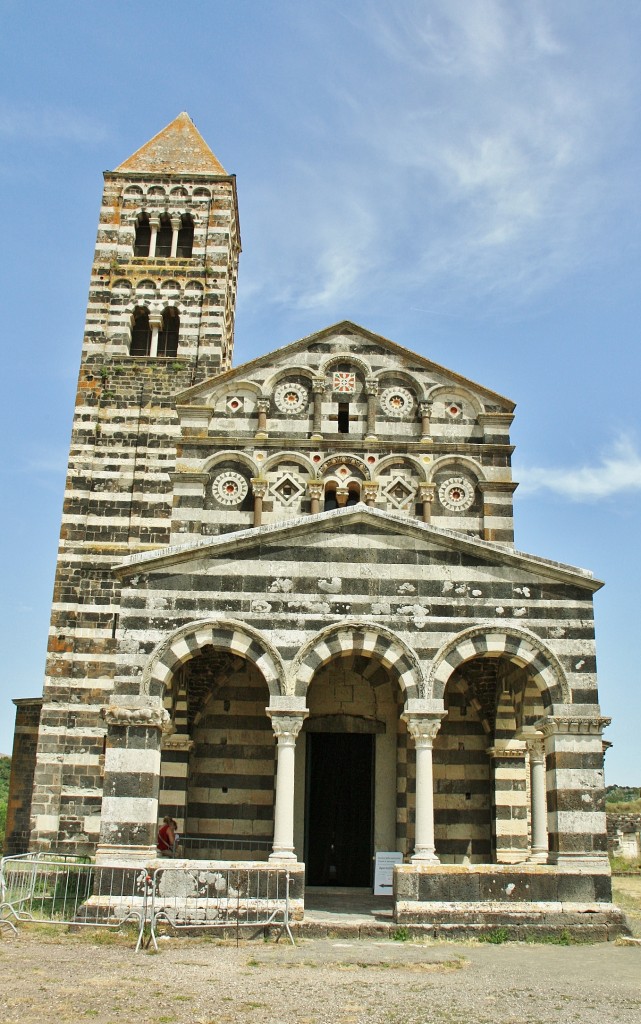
[[1, 928, 640, 1024]]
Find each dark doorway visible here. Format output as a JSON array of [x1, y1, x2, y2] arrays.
[[305, 732, 374, 886]]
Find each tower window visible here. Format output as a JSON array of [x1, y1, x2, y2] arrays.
[[324, 486, 338, 511], [338, 402, 350, 434], [177, 214, 194, 258], [134, 215, 151, 257], [158, 308, 179, 357], [156, 214, 173, 257], [130, 306, 151, 356]]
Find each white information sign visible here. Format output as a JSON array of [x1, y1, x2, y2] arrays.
[[373, 851, 403, 896]]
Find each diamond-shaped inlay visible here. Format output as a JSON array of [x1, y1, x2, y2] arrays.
[[226, 395, 244, 413], [271, 473, 306, 508], [383, 476, 417, 510]]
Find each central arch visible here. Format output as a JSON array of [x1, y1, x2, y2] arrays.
[[290, 620, 424, 701]]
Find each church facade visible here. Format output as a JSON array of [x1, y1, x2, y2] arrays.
[[6, 115, 618, 922]]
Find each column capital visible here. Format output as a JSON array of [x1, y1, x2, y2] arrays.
[[170, 215, 182, 231], [148, 313, 163, 330], [266, 709, 308, 743], [257, 398, 271, 413], [365, 378, 379, 396], [307, 480, 324, 500], [516, 727, 545, 761], [419, 483, 435, 500], [101, 704, 171, 733], [311, 378, 326, 394], [535, 715, 611, 738], [251, 477, 268, 498], [148, 215, 161, 230], [401, 711, 446, 745], [362, 481, 378, 501], [419, 401, 432, 417]]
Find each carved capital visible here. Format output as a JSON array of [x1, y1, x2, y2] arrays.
[[170, 215, 182, 232], [362, 482, 379, 501], [535, 716, 611, 738], [419, 483, 435, 503], [307, 480, 324, 500], [101, 704, 171, 733], [251, 478, 268, 498], [257, 398, 271, 414], [148, 215, 161, 230], [312, 378, 326, 395], [365, 378, 379, 396], [419, 401, 432, 417], [267, 710, 308, 745], [402, 712, 445, 746]]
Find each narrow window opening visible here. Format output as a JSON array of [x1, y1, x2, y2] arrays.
[[158, 307, 179, 357], [155, 214, 172, 257], [177, 213, 194, 258], [338, 402, 350, 434], [324, 487, 338, 511], [130, 306, 151, 356], [346, 488, 360, 506], [111, 613, 119, 639], [134, 214, 151, 257]]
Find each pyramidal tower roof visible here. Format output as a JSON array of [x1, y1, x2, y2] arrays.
[[114, 112, 228, 175]]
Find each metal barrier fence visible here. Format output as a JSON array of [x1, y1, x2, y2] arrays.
[[0, 855, 149, 951], [1, 856, 295, 951], [147, 864, 294, 949]]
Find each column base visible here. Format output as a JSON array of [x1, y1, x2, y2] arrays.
[[411, 850, 440, 864], [310, 433, 323, 443], [527, 849, 549, 864], [269, 849, 298, 863], [95, 843, 157, 865]]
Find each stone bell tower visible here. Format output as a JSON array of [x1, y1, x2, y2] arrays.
[[25, 114, 240, 853]]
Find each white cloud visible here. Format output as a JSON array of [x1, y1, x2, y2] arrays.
[[517, 436, 641, 501]]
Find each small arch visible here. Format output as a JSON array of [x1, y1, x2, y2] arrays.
[[374, 368, 427, 402], [123, 185, 144, 197], [142, 618, 286, 699], [319, 353, 372, 380], [318, 454, 370, 480], [158, 307, 179, 357], [427, 454, 485, 484], [427, 625, 571, 708], [169, 186, 189, 197], [376, 454, 428, 482], [201, 450, 259, 478], [130, 306, 151, 356], [262, 451, 316, 477], [156, 214, 173, 257], [427, 384, 485, 418], [177, 213, 194, 258], [264, 365, 317, 394], [134, 214, 151, 257], [290, 621, 424, 701]]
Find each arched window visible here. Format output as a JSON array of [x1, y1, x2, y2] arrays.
[[158, 307, 179, 357], [130, 307, 151, 356], [156, 214, 173, 257], [134, 215, 151, 257], [177, 213, 194, 258], [324, 485, 338, 511], [346, 487, 360, 506]]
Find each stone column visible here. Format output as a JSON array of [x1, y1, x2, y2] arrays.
[[311, 379, 325, 441], [419, 401, 432, 442], [148, 215, 160, 258], [255, 399, 270, 440], [487, 742, 529, 863], [536, 715, 611, 864], [267, 709, 308, 861], [170, 215, 181, 258], [307, 480, 324, 515], [149, 313, 163, 358], [96, 704, 171, 864], [159, 732, 195, 836], [362, 482, 378, 508], [364, 379, 379, 441], [251, 478, 268, 527], [524, 732, 548, 863], [419, 483, 435, 524], [402, 710, 445, 863], [336, 486, 349, 507]]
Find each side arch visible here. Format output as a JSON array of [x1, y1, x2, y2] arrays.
[[427, 625, 571, 707], [142, 618, 286, 699], [290, 620, 425, 701]]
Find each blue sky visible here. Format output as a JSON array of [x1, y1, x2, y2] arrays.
[[1, 1, 639, 783]]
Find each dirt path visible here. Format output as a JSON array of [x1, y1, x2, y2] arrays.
[[1, 929, 640, 1024]]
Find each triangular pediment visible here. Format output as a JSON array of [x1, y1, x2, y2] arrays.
[[114, 506, 600, 591], [174, 321, 514, 412], [114, 112, 229, 176]]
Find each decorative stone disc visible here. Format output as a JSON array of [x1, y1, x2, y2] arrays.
[[438, 476, 475, 512], [212, 470, 248, 506], [381, 386, 415, 419], [274, 381, 308, 414]]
